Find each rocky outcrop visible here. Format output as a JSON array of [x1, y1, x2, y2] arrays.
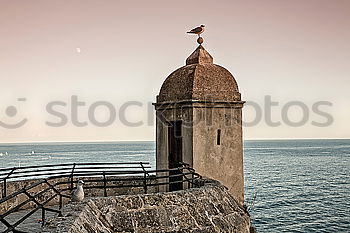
[[43, 180, 251, 233]]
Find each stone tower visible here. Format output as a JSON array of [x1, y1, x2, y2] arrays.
[[154, 44, 245, 205]]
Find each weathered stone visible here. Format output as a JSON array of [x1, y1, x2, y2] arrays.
[[157, 63, 241, 103], [186, 45, 213, 65], [42, 180, 251, 233], [108, 211, 134, 232], [154, 44, 245, 205]]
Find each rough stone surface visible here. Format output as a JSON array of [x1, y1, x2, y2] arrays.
[[193, 107, 244, 204], [157, 46, 241, 103], [186, 45, 213, 65], [42, 180, 251, 233]]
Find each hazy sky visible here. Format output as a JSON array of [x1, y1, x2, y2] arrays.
[[0, 0, 349, 142]]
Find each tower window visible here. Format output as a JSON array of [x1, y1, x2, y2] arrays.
[[217, 129, 221, 145]]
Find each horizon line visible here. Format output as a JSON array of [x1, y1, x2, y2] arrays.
[[0, 138, 350, 144]]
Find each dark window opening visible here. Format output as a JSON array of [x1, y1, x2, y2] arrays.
[[217, 129, 221, 145], [168, 121, 183, 191]]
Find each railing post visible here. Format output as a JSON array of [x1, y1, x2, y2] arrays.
[[70, 163, 76, 191], [2, 167, 16, 198], [143, 172, 148, 194], [178, 167, 193, 190], [42, 208, 46, 226], [59, 194, 63, 210], [140, 162, 148, 194], [3, 178, 7, 198], [180, 167, 185, 189], [191, 171, 194, 188], [103, 171, 107, 197], [43, 179, 65, 214]]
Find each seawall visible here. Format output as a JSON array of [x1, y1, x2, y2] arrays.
[[43, 179, 251, 233]]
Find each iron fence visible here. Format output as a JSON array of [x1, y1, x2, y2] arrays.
[[0, 162, 202, 233]]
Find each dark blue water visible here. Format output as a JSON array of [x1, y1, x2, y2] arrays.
[[244, 139, 350, 232], [0, 140, 349, 232], [0, 142, 156, 169]]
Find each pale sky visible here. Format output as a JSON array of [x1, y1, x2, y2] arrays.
[[0, 0, 349, 142]]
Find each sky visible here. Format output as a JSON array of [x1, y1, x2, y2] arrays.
[[0, 0, 349, 142]]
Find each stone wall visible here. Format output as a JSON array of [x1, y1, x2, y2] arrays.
[[42, 179, 251, 233], [193, 105, 244, 205], [0, 176, 157, 214]]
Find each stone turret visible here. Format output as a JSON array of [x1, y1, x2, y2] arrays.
[[154, 43, 245, 205]]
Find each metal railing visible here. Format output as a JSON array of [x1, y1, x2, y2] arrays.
[[0, 162, 202, 233], [0, 179, 69, 233], [0, 162, 153, 198]]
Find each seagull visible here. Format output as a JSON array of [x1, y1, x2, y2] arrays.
[[187, 25, 205, 37], [71, 180, 85, 202]]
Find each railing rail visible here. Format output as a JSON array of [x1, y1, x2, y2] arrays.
[[0, 162, 202, 233]]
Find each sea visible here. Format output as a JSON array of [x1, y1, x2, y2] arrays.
[[0, 139, 349, 232]]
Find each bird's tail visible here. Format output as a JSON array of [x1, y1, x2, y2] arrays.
[[187, 31, 193, 34]]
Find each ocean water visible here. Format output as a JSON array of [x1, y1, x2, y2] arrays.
[[0, 140, 349, 232], [244, 140, 350, 232], [0, 142, 156, 169]]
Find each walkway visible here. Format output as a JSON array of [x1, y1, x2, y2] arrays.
[[0, 206, 59, 233]]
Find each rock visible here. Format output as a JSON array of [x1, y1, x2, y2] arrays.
[[42, 180, 251, 233]]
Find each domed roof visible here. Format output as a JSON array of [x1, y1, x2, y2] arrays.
[[157, 45, 241, 103]]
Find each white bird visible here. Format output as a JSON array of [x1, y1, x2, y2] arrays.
[[71, 180, 85, 202], [187, 25, 205, 37]]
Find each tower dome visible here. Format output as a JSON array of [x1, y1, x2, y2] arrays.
[[157, 45, 241, 103]]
